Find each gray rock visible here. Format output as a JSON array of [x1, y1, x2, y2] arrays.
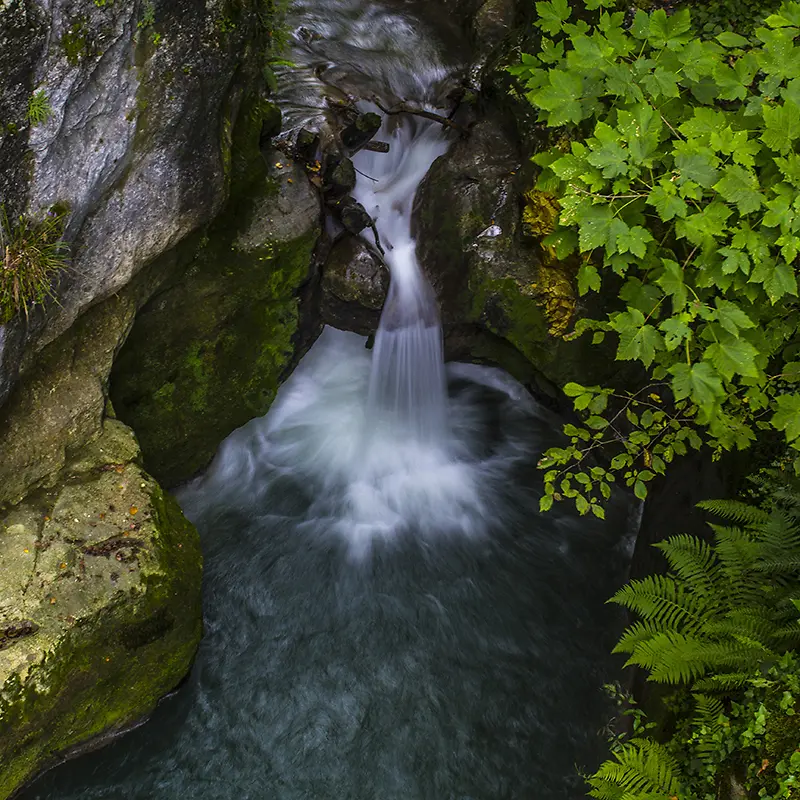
[[321, 236, 388, 335], [414, 116, 605, 389], [0, 419, 202, 800], [0, 0, 263, 408]]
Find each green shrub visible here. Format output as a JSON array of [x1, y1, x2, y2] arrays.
[[510, 0, 800, 516], [589, 489, 800, 800]]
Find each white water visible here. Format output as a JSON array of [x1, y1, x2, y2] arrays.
[[356, 115, 451, 442]]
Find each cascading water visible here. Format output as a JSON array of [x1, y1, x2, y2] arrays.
[[357, 116, 450, 441], [22, 3, 634, 799]]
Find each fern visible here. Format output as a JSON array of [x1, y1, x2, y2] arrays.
[[610, 499, 800, 687], [697, 499, 770, 526], [587, 739, 680, 800]]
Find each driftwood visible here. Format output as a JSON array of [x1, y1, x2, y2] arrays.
[[362, 140, 390, 153], [370, 98, 468, 134]]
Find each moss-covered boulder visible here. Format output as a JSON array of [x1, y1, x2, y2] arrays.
[[414, 117, 609, 390], [110, 149, 321, 487], [0, 419, 202, 800]]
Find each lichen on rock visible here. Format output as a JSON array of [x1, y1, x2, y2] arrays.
[[0, 419, 202, 800]]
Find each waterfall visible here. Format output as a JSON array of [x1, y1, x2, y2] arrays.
[[354, 116, 451, 441], [20, 2, 634, 798]]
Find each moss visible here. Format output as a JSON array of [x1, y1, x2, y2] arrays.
[[110, 219, 317, 486], [0, 426, 202, 799], [61, 17, 91, 66]]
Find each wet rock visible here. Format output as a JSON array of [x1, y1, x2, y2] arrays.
[[109, 152, 322, 487], [414, 116, 606, 389], [338, 197, 374, 236], [0, 287, 139, 508], [341, 112, 382, 152], [321, 236, 388, 335], [295, 128, 320, 164], [323, 157, 357, 200], [0, 419, 202, 800], [0, 0, 270, 410]]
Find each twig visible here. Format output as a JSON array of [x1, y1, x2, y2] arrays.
[[353, 165, 379, 182], [370, 98, 467, 134]]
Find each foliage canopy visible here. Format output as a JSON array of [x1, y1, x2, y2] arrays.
[[510, 0, 800, 516]]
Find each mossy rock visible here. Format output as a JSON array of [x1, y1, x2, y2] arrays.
[[415, 117, 605, 390], [0, 420, 202, 800], [110, 147, 321, 487]]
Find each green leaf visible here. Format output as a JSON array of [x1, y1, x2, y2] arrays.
[[772, 394, 800, 441], [563, 382, 586, 397], [674, 143, 720, 189], [704, 333, 760, 380], [578, 262, 601, 295], [616, 225, 653, 258], [670, 362, 724, 410], [587, 123, 629, 178], [762, 101, 800, 154], [578, 206, 626, 252], [718, 247, 750, 275], [713, 166, 764, 215], [647, 8, 691, 49], [757, 28, 800, 81], [750, 258, 799, 303], [647, 183, 688, 221], [612, 308, 663, 367], [783, 361, 800, 382], [539, 493, 555, 512], [716, 31, 750, 48], [616, 103, 663, 164], [679, 107, 726, 142], [656, 259, 688, 311], [660, 317, 691, 351], [765, 4, 800, 28], [634, 480, 648, 500], [535, 0, 570, 35], [713, 299, 756, 333], [531, 70, 585, 125], [641, 66, 680, 100]]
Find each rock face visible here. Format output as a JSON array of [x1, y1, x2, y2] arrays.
[[0, 1, 321, 792], [0, 0, 271, 407], [0, 419, 202, 799], [110, 148, 322, 487], [320, 236, 388, 336], [415, 117, 605, 391]]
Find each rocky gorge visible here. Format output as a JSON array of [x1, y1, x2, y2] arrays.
[[0, 0, 635, 795]]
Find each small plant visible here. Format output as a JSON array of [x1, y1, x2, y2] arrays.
[[0, 206, 70, 323], [26, 91, 52, 127], [138, 0, 155, 29]]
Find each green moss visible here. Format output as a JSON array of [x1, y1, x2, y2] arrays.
[[110, 219, 317, 486], [0, 433, 202, 799], [61, 17, 90, 66]]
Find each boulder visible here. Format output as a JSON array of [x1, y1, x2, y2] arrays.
[[321, 236, 389, 335], [0, 0, 270, 409], [0, 419, 202, 800], [414, 117, 607, 390]]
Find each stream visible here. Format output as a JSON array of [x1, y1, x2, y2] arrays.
[[22, 1, 632, 798]]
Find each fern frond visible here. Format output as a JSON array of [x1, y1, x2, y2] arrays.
[[587, 739, 680, 800], [698, 499, 770, 526], [690, 693, 726, 762], [655, 535, 721, 595], [610, 575, 708, 633]]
